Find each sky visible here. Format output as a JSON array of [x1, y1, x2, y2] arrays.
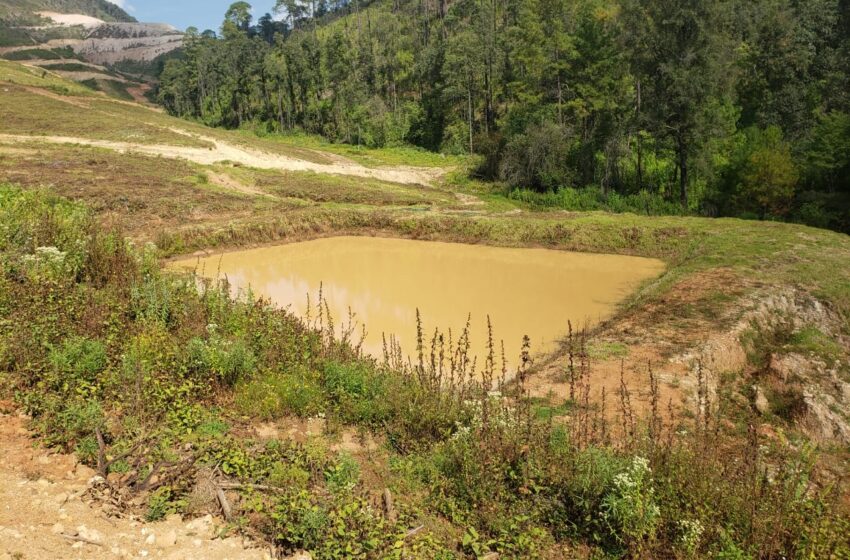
[[109, 0, 279, 33]]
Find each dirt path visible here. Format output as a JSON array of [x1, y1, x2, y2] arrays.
[[126, 84, 155, 106], [0, 412, 278, 560], [0, 132, 443, 187], [0, 413, 283, 560], [207, 172, 272, 198]]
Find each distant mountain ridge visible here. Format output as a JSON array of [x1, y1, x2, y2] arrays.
[[0, 0, 180, 94], [0, 0, 136, 23]]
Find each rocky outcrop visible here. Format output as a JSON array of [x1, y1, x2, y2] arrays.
[[677, 288, 850, 444]]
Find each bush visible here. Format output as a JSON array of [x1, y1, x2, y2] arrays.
[[508, 186, 685, 216], [235, 370, 324, 418], [500, 121, 577, 191], [322, 361, 390, 425], [325, 452, 361, 494], [715, 126, 799, 219], [602, 456, 661, 549], [187, 335, 257, 386], [47, 336, 107, 397]]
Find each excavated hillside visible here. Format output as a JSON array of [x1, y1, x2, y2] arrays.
[[0, 0, 181, 88]]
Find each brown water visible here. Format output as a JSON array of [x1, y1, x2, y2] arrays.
[[172, 237, 664, 368]]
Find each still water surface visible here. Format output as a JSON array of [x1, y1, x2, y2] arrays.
[[173, 237, 664, 368]]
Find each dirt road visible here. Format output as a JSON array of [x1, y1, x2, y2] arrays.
[[0, 131, 442, 187], [0, 411, 273, 560]]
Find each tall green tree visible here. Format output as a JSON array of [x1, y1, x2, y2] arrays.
[[623, 0, 730, 206]]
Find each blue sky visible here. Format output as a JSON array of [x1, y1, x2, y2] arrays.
[[113, 1, 279, 33]]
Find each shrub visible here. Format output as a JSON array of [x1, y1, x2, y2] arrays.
[[322, 361, 390, 425], [602, 456, 661, 549], [325, 452, 361, 494], [235, 369, 324, 418], [47, 337, 107, 397], [187, 336, 257, 386], [271, 489, 329, 551], [500, 121, 577, 191], [508, 186, 685, 216]]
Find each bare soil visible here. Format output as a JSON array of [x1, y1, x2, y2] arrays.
[[0, 410, 272, 560]]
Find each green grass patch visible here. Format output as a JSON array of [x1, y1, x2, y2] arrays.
[[587, 341, 630, 361], [243, 128, 472, 168], [787, 326, 845, 366]]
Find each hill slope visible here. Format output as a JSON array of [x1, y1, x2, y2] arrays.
[[0, 0, 178, 89], [0, 0, 135, 23]]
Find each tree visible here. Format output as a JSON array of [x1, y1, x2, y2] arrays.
[[224, 2, 253, 34], [623, 0, 730, 207], [739, 137, 798, 218]]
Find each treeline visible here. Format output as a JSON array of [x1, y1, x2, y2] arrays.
[[158, 0, 850, 231]]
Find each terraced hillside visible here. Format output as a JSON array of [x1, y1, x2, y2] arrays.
[[0, 0, 180, 97]]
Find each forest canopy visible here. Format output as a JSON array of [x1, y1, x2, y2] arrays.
[[157, 0, 850, 232]]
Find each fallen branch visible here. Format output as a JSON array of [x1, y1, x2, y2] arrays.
[[137, 460, 174, 491], [404, 525, 425, 540], [95, 427, 107, 477], [216, 485, 233, 521], [61, 533, 103, 547], [383, 488, 397, 523]]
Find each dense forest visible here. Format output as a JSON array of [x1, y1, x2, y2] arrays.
[[158, 0, 850, 231]]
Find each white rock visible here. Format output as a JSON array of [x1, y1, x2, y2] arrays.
[[1, 527, 23, 539], [76, 525, 103, 544], [160, 530, 178, 547], [51, 522, 65, 534], [754, 385, 770, 415], [145, 533, 156, 545], [185, 514, 214, 536]]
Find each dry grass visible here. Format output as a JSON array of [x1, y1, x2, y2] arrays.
[[0, 85, 212, 147], [0, 141, 265, 236]]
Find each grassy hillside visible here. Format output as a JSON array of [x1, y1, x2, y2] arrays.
[[1, 61, 849, 559]]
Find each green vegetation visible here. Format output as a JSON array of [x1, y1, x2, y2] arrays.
[[41, 62, 102, 72], [0, 59, 94, 95], [1, 47, 77, 61], [158, 0, 850, 233], [1, 184, 848, 559]]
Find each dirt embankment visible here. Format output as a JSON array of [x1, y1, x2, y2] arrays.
[[0, 410, 282, 560], [529, 267, 850, 446]]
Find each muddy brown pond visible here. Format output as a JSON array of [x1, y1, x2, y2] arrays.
[[173, 237, 665, 369]]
